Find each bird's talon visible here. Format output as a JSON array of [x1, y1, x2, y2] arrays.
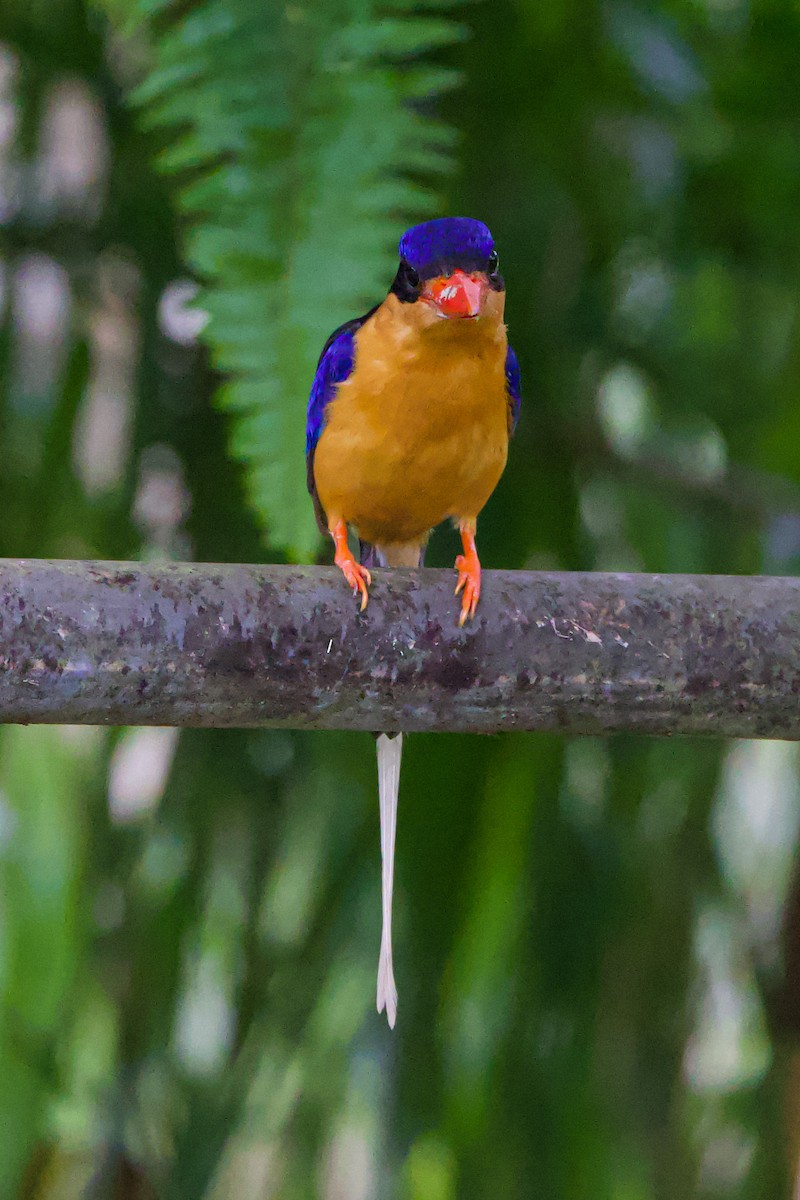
[[337, 556, 371, 611], [331, 520, 371, 611], [453, 532, 480, 623]]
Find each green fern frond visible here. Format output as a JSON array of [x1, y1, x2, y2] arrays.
[[98, 0, 465, 558]]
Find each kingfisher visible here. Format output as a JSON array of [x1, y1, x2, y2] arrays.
[[306, 217, 521, 1027]]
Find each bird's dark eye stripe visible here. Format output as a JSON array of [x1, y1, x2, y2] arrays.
[[390, 259, 422, 303]]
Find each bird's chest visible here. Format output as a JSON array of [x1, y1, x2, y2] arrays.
[[356, 351, 503, 451], [314, 330, 509, 539]]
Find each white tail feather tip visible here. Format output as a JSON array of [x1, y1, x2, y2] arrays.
[[376, 733, 402, 1031], [377, 942, 398, 1028]]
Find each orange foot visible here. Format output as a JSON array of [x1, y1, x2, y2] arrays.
[[454, 524, 481, 626], [331, 519, 371, 612]]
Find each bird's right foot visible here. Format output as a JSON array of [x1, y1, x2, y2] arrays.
[[331, 520, 371, 611]]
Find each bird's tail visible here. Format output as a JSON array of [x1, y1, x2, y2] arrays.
[[360, 540, 426, 568], [376, 732, 402, 1028]]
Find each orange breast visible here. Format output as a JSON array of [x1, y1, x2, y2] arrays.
[[313, 295, 510, 545]]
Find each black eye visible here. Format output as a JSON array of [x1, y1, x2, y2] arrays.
[[488, 249, 500, 275], [391, 259, 423, 303], [404, 261, 420, 287]]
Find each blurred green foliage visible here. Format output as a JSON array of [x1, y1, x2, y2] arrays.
[[102, 0, 464, 558], [0, 0, 800, 1197]]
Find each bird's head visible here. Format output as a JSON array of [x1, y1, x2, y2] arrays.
[[390, 218, 504, 329]]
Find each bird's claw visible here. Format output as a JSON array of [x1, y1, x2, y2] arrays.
[[330, 520, 371, 611], [337, 555, 371, 611], [454, 552, 480, 625]]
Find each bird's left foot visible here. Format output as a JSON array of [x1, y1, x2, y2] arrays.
[[454, 524, 481, 625]]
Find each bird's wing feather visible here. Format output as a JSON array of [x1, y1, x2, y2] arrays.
[[305, 329, 356, 457], [306, 306, 379, 533], [505, 344, 521, 435]]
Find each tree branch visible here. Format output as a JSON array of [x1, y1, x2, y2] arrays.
[[0, 558, 799, 737]]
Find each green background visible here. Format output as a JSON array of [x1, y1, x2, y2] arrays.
[[0, 0, 799, 1196]]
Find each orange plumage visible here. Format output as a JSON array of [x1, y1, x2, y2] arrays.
[[312, 289, 510, 559]]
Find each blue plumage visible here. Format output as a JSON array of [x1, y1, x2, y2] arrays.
[[399, 217, 494, 275], [505, 345, 522, 432], [305, 328, 356, 455]]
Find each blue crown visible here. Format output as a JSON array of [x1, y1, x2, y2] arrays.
[[399, 218, 494, 274]]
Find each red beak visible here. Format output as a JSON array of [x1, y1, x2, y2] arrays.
[[422, 269, 487, 319]]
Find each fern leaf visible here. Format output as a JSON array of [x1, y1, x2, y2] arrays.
[[98, 0, 465, 558]]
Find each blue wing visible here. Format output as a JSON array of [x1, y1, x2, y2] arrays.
[[307, 307, 381, 533], [506, 344, 521, 434], [306, 328, 356, 456]]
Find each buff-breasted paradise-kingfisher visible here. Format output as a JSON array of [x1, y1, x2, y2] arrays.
[[306, 217, 521, 1027]]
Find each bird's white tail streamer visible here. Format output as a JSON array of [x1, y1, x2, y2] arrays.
[[376, 732, 402, 1028]]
